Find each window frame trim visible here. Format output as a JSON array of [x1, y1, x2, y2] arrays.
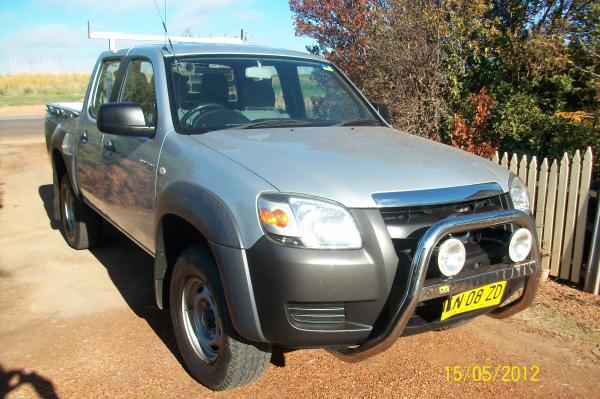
[[87, 56, 124, 121], [117, 56, 158, 128]]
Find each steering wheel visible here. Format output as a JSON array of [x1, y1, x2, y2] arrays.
[[181, 103, 227, 126]]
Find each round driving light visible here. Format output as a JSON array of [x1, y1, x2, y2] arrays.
[[437, 238, 466, 277], [509, 228, 532, 262]]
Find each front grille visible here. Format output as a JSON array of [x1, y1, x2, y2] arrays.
[[380, 193, 512, 282], [380, 194, 506, 234]]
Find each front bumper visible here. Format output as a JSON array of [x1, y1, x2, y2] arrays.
[[245, 209, 398, 346], [330, 209, 541, 362], [245, 209, 541, 356]]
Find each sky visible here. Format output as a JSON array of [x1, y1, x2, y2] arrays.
[[0, 0, 316, 74]]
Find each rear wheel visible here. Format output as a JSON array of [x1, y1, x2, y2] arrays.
[[59, 175, 101, 249], [169, 246, 271, 391]]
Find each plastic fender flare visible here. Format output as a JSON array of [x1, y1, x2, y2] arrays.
[[154, 181, 266, 342]]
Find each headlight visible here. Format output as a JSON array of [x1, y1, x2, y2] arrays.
[[509, 174, 530, 213], [257, 194, 362, 249], [509, 228, 532, 262], [437, 238, 466, 277]]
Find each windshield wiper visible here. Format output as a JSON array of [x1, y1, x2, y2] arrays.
[[335, 118, 381, 127], [227, 119, 314, 130]]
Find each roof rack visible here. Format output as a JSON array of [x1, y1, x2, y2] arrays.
[[87, 21, 245, 52]]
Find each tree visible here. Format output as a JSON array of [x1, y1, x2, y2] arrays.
[[450, 87, 498, 157], [290, 0, 600, 174], [291, 0, 450, 138], [362, 0, 449, 138], [289, 0, 384, 85]]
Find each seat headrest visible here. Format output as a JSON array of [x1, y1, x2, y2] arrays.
[[241, 79, 275, 108], [199, 71, 229, 105]]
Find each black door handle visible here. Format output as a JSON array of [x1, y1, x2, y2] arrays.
[[80, 131, 88, 144], [104, 140, 115, 153]]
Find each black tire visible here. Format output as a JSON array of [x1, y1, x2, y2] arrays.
[[169, 246, 271, 391], [59, 175, 102, 249]]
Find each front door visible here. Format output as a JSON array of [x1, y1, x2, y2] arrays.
[[101, 58, 160, 251], [76, 58, 122, 210]]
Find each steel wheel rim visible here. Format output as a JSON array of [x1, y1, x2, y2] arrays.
[[181, 277, 222, 363], [63, 188, 75, 234]]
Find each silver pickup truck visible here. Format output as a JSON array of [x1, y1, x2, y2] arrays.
[[45, 43, 541, 391]]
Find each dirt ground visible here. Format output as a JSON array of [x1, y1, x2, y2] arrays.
[[1, 135, 599, 399]]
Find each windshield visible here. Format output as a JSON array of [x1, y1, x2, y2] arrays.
[[167, 56, 382, 133]]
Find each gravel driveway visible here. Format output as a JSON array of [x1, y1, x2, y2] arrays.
[[0, 130, 599, 398]]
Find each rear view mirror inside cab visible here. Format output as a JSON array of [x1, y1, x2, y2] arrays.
[[245, 66, 273, 80]]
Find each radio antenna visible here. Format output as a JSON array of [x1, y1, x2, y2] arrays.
[[152, 0, 175, 54]]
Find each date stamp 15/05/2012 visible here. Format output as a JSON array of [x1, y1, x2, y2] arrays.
[[444, 365, 541, 383]]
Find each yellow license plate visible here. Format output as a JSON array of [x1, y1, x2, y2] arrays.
[[441, 281, 506, 321]]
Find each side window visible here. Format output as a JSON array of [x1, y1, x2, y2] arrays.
[[90, 59, 121, 118], [121, 60, 157, 126]]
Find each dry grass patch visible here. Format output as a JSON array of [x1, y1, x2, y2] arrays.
[[0, 73, 89, 106]]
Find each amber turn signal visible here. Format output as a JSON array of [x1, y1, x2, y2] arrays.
[[259, 208, 289, 228]]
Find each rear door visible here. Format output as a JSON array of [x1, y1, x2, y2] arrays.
[[76, 57, 122, 209], [100, 57, 159, 251]]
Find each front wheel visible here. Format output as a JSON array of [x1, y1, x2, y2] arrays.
[[169, 246, 271, 391]]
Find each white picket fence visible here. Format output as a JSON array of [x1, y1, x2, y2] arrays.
[[492, 147, 599, 294]]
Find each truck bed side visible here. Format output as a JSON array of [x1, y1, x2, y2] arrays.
[[45, 101, 83, 220]]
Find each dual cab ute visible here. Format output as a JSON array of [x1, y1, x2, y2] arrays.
[[45, 43, 541, 390]]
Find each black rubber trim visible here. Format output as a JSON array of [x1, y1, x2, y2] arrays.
[[154, 181, 243, 249], [153, 181, 266, 342]]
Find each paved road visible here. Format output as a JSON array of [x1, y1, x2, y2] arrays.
[[0, 117, 44, 143]]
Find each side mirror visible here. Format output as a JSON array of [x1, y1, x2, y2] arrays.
[[370, 101, 390, 123], [97, 102, 155, 137]]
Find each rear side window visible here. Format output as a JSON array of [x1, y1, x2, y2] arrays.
[[121, 60, 157, 126], [90, 59, 121, 118]]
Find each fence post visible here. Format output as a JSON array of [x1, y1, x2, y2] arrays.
[[510, 153, 519, 174], [551, 154, 569, 277], [583, 196, 600, 294], [542, 160, 558, 274], [535, 158, 549, 267], [562, 151, 581, 282], [572, 147, 593, 281], [501, 152, 509, 169], [527, 156, 538, 210]]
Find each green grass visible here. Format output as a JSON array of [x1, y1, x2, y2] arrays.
[[0, 73, 89, 107]]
